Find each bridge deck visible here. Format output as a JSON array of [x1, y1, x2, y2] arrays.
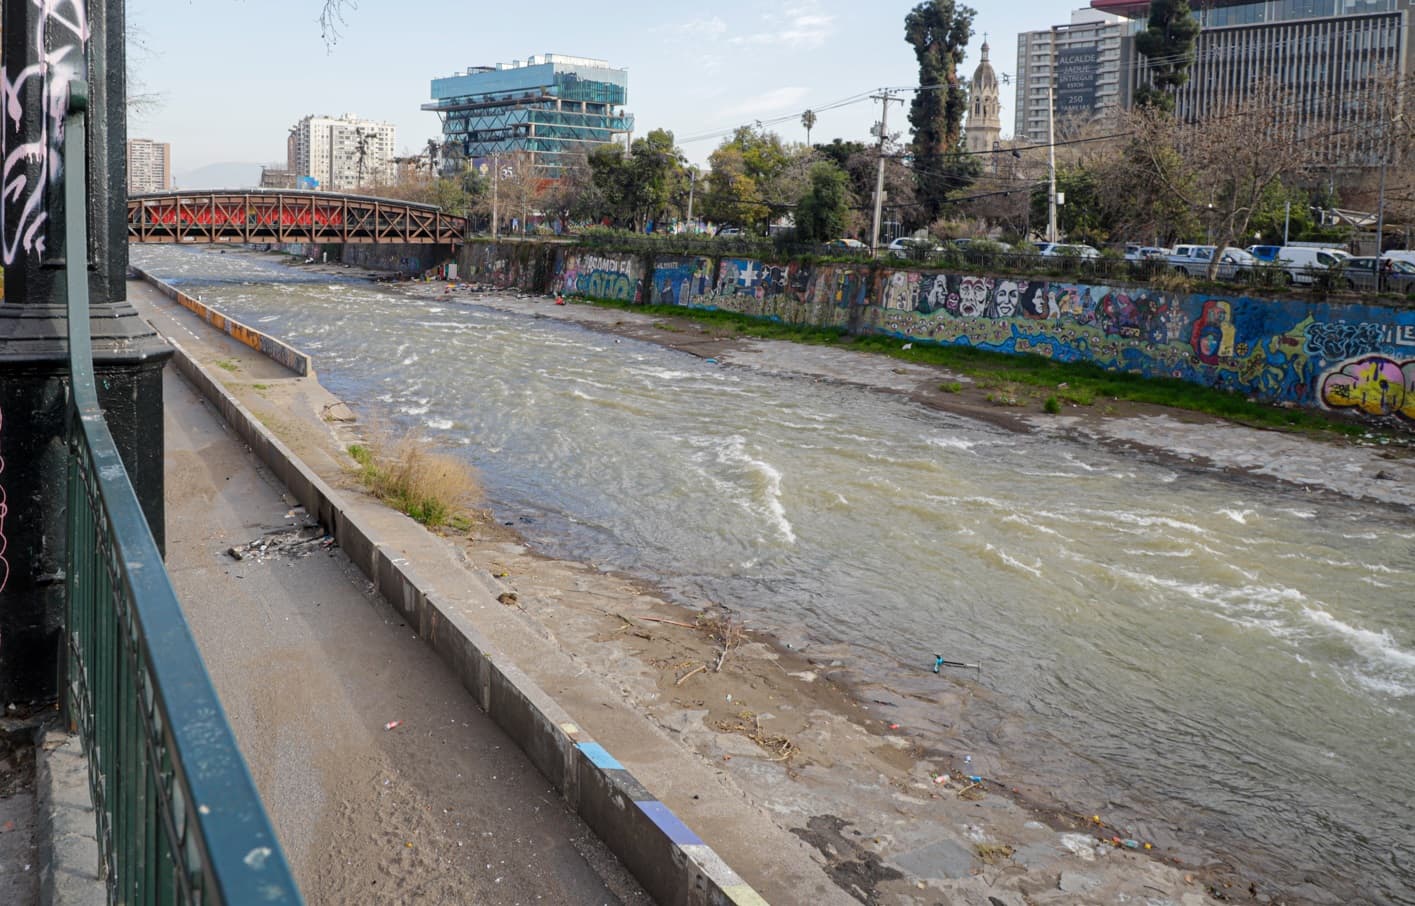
[[128, 190, 465, 244]]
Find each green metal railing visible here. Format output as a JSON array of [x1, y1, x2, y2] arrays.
[[60, 80, 302, 905]]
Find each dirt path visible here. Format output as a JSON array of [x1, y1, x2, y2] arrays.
[[160, 341, 648, 904]]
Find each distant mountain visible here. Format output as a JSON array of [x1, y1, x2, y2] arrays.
[[173, 162, 264, 190]]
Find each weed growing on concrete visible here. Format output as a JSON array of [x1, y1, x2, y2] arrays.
[[941, 381, 964, 393], [975, 843, 1014, 864], [214, 358, 239, 372], [346, 434, 482, 530], [1043, 395, 1062, 414]]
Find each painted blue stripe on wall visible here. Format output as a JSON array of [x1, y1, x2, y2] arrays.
[[577, 742, 623, 771], [638, 801, 704, 847]]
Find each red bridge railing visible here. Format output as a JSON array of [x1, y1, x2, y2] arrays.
[[127, 190, 465, 245]]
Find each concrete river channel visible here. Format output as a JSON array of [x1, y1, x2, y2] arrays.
[[135, 245, 1414, 905]]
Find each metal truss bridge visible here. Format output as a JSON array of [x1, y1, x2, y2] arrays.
[[127, 189, 466, 244]]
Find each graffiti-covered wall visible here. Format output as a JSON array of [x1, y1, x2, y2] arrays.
[[557, 250, 644, 303], [459, 240, 1415, 427]]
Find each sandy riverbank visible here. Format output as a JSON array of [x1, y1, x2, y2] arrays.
[[180, 250, 1415, 904]]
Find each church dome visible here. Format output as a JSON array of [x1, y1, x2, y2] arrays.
[[972, 40, 998, 91]]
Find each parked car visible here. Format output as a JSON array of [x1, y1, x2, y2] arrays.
[[715, 226, 746, 237], [887, 237, 943, 258], [827, 238, 867, 250], [1040, 243, 1100, 260], [1344, 256, 1415, 291], [1168, 245, 1256, 280], [1274, 246, 1350, 284], [1125, 245, 1171, 262], [1246, 244, 1283, 262]]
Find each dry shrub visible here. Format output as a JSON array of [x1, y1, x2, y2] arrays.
[[348, 429, 482, 529]]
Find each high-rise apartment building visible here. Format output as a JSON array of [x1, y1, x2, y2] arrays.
[[1095, 0, 1415, 166], [126, 138, 172, 194], [287, 114, 397, 192], [1015, 9, 1138, 143], [423, 54, 633, 177]]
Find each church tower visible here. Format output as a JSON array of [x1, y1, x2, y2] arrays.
[[966, 38, 1002, 155]]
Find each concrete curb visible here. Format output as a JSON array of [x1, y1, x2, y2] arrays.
[[35, 730, 104, 906], [152, 278, 768, 906], [133, 267, 313, 376]]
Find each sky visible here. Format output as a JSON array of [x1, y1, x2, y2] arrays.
[[129, 0, 1093, 186]]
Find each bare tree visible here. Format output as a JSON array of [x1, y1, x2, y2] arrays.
[[1123, 86, 1315, 279], [320, 0, 358, 45]]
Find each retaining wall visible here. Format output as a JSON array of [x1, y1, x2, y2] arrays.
[[134, 268, 313, 376], [454, 241, 1415, 427]]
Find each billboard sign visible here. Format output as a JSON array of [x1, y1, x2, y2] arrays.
[[1055, 46, 1099, 117]]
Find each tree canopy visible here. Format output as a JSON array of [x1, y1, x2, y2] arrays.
[[1133, 0, 1200, 112], [795, 161, 852, 241], [905, 0, 978, 223]]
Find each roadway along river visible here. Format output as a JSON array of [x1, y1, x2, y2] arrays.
[[135, 245, 1415, 905]]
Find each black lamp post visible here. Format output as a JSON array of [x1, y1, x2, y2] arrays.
[[0, 0, 172, 704]]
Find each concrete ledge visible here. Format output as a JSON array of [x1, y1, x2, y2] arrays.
[[161, 336, 766, 906], [134, 269, 313, 376], [36, 731, 104, 906]]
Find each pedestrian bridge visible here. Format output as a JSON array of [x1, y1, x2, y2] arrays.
[[127, 189, 466, 245]]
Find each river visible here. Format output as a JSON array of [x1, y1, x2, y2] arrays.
[[134, 245, 1415, 904]]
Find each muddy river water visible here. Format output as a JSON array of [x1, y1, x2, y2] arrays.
[[135, 246, 1415, 904]]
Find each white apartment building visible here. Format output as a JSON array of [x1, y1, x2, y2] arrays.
[[126, 138, 172, 194], [287, 114, 397, 192], [1014, 9, 1138, 143]]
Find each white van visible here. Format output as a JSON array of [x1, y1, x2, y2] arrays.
[[1275, 246, 1350, 284]]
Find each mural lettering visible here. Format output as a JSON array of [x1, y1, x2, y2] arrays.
[[1320, 356, 1415, 422], [1, 0, 90, 264], [562, 252, 640, 303], [1304, 321, 1385, 362]]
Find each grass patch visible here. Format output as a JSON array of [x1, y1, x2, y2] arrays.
[[941, 380, 964, 393], [1043, 395, 1062, 414], [214, 358, 239, 372], [251, 382, 270, 391], [565, 298, 1386, 440], [347, 434, 482, 530]]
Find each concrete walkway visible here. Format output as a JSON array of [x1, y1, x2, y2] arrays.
[[159, 324, 648, 903]]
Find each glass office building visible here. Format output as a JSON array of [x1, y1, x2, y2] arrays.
[[424, 54, 633, 177], [1093, 0, 1415, 166]]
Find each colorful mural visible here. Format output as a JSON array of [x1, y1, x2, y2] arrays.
[[462, 240, 1415, 427], [651, 257, 713, 306], [558, 252, 643, 303]]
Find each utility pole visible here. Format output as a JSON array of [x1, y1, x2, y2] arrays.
[[1046, 25, 1059, 244], [870, 88, 902, 255], [686, 168, 697, 233], [491, 151, 500, 238]]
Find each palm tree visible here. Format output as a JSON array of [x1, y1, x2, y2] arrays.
[[801, 109, 817, 147]]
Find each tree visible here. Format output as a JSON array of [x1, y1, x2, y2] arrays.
[[1124, 89, 1315, 279], [801, 110, 817, 147], [702, 127, 792, 232], [585, 129, 687, 230], [815, 139, 867, 172], [320, 0, 356, 45], [1133, 0, 1200, 112], [795, 161, 851, 241], [905, 0, 977, 222]]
